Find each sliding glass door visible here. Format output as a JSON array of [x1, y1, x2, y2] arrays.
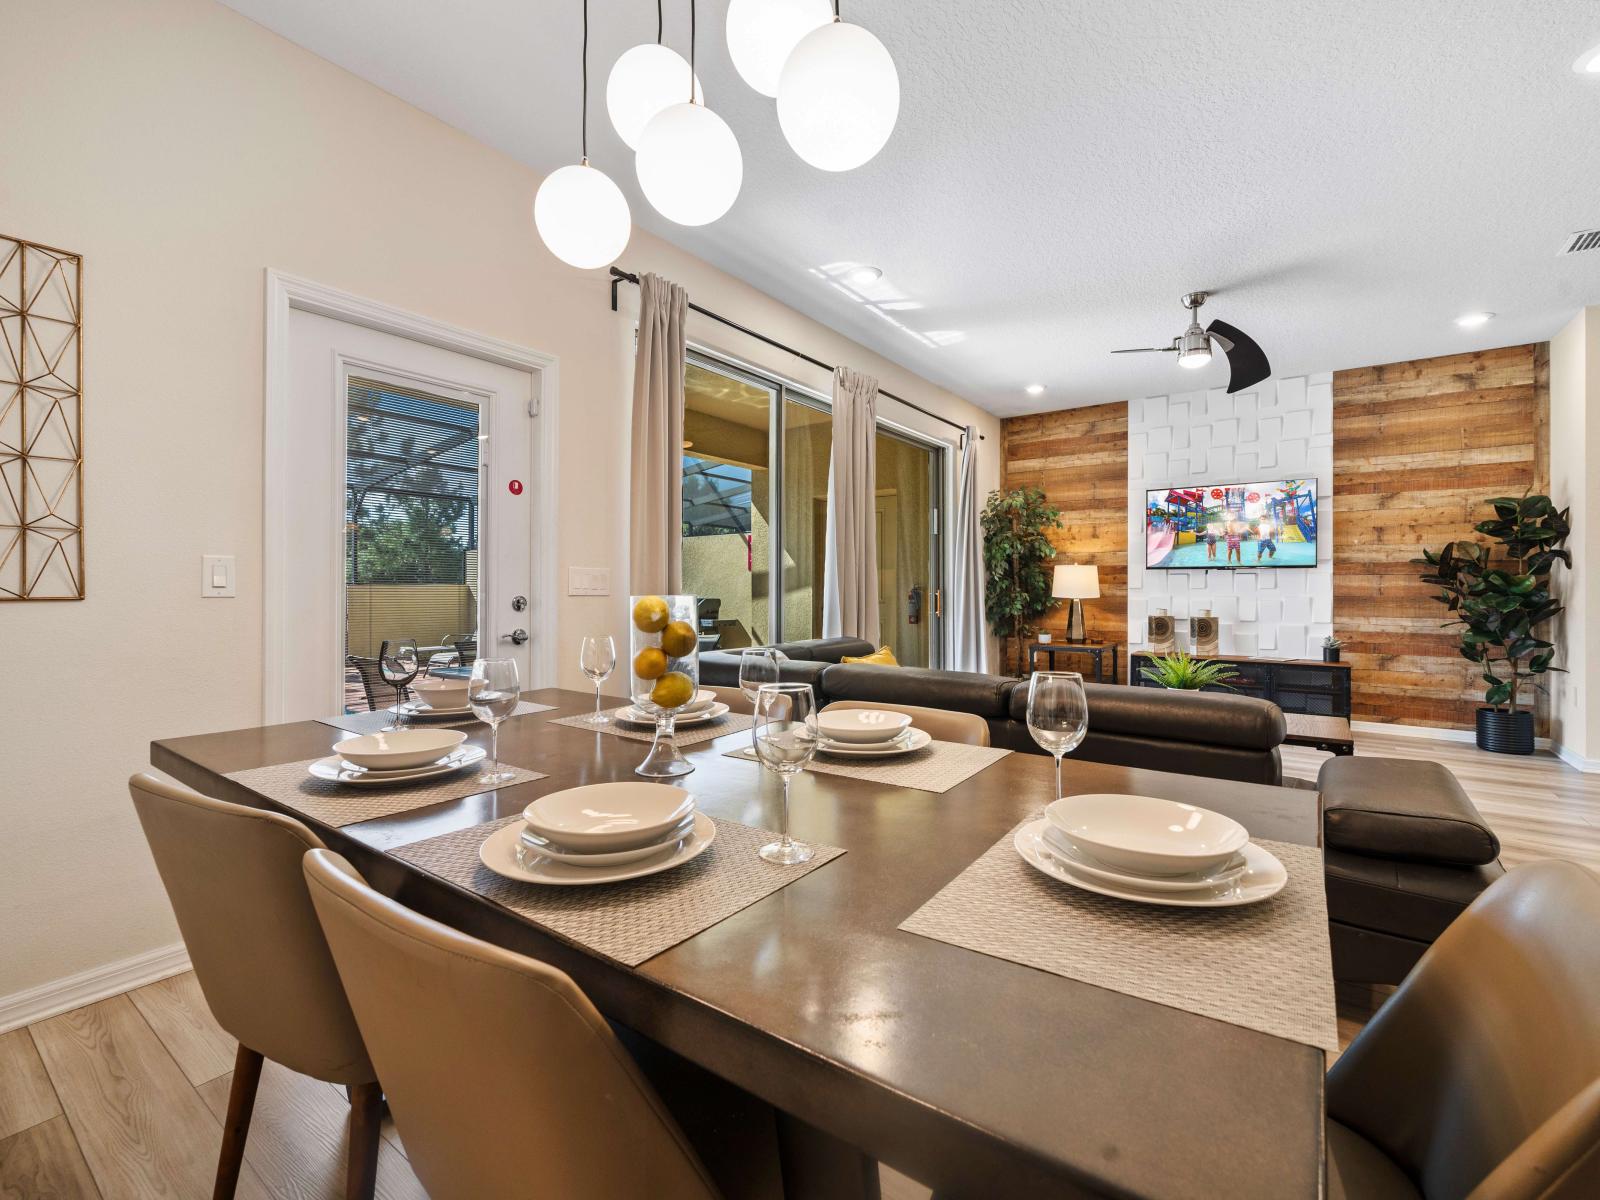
[[680, 351, 946, 664]]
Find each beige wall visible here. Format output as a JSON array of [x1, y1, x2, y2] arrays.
[[1548, 308, 1600, 765], [0, 0, 1002, 1003]]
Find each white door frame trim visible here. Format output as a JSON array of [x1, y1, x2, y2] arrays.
[[263, 269, 560, 723]]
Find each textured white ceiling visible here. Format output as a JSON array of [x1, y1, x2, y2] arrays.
[[218, 0, 1600, 415]]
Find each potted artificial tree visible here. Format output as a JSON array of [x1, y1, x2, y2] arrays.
[[981, 487, 1063, 675], [1416, 494, 1570, 755]]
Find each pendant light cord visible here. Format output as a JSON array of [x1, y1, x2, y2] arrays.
[[657, 0, 663, 43], [580, 0, 589, 161], [688, 0, 697, 102]]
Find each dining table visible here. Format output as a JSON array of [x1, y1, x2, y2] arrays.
[[152, 686, 1328, 1199]]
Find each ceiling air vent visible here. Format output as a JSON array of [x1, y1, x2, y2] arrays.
[[1558, 228, 1600, 256]]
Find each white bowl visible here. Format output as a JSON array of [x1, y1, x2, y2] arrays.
[[522, 782, 696, 851], [815, 709, 913, 744], [334, 728, 468, 771], [412, 675, 470, 709], [1044, 794, 1249, 877]]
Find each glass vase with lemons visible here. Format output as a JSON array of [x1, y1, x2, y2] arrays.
[[629, 593, 702, 778]]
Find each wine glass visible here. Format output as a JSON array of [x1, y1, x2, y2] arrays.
[[752, 682, 818, 865], [379, 639, 420, 721], [468, 658, 521, 786], [738, 647, 782, 708], [578, 634, 617, 725], [1026, 671, 1089, 802]]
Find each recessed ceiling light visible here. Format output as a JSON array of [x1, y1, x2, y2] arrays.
[[1455, 311, 1495, 328], [845, 265, 883, 286], [1574, 43, 1600, 74], [1025, 384, 1046, 396]]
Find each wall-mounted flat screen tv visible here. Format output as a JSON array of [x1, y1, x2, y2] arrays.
[[1145, 479, 1318, 569]]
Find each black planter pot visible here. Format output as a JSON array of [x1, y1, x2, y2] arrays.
[[1322, 647, 1341, 663], [1476, 707, 1535, 755]]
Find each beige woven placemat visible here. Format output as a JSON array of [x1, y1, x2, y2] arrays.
[[223, 758, 546, 828], [550, 708, 754, 747], [317, 700, 555, 734], [899, 818, 1336, 1051], [392, 815, 844, 966], [723, 741, 1011, 795]]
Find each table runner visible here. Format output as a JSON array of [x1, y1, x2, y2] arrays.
[[723, 741, 1011, 795], [223, 758, 546, 828], [393, 815, 844, 967], [900, 817, 1336, 1051], [317, 699, 555, 735], [550, 708, 754, 747]]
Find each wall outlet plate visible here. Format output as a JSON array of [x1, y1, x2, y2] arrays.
[[568, 567, 610, 596]]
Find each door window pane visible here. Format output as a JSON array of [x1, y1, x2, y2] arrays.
[[343, 376, 480, 711], [874, 429, 942, 667], [780, 395, 832, 642], [681, 361, 773, 649]]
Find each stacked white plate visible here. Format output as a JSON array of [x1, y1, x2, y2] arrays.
[[387, 675, 474, 720], [613, 690, 730, 727], [310, 729, 483, 786], [1013, 793, 1288, 908], [814, 709, 930, 758], [479, 781, 716, 886]]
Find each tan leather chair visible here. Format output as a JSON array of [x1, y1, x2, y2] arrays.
[[1326, 860, 1600, 1199], [128, 774, 381, 1200], [302, 848, 730, 1200], [822, 699, 990, 746], [707, 683, 755, 715]]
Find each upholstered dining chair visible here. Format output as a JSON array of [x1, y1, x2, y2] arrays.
[[301, 849, 741, 1200], [707, 683, 755, 715], [127, 774, 382, 1200], [1326, 860, 1600, 1199], [822, 699, 991, 746]]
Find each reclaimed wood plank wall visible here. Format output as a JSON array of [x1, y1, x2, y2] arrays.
[[1000, 402, 1129, 675], [1332, 345, 1549, 730]]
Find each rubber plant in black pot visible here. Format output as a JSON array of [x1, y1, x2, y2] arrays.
[[1416, 494, 1570, 754]]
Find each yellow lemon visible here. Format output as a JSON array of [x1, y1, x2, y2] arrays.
[[633, 647, 668, 680], [650, 671, 694, 710], [660, 619, 697, 658], [632, 595, 669, 633]]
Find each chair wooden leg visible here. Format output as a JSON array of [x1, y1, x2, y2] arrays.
[[213, 1045, 264, 1200], [346, 1081, 383, 1200]]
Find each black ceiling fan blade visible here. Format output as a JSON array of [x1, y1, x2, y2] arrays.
[[1205, 319, 1270, 393]]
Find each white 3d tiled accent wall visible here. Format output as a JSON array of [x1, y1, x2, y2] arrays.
[[1127, 373, 1335, 659]]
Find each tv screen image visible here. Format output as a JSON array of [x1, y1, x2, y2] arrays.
[[1145, 479, 1318, 569]]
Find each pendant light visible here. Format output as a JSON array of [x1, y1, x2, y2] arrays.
[[534, 0, 631, 269], [725, 0, 832, 97], [778, 3, 899, 172], [606, 1, 704, 150], [636, 1, 743, 226]]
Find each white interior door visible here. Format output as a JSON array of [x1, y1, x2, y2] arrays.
[[274, 307, 540, 720]]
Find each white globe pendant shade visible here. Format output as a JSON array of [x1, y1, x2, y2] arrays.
[[533, 162, 631, 269], [725, 0, 833, 97], [635, 102, 743, 226], [605, 43, 704, 150], [778, 21, 899, 171]]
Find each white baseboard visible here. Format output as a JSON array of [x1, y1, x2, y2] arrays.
[[1552, 742, 1600, 773], [0, 943, 191, 1035]]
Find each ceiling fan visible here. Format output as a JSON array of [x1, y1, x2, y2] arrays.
[[1112, 291, 1271, 394]]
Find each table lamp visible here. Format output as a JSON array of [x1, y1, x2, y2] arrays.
[[1052, 563, 1100, 644]]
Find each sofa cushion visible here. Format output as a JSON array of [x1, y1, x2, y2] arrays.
[[841, 645, 899, 666], [1324, 848, 1505, 943], [1318, 757, 1500, 866], [772, 638, 877, 663], [1007, 682, 1286, 751], [819, 664, 1014, 718]]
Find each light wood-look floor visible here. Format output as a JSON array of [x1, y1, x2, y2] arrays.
[[6, 730, 1592, 1199]]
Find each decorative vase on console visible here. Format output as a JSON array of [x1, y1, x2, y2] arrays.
[[628, 594, 700, 778]]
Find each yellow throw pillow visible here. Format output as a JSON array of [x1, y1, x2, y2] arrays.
[[841, 646, 899, 667]]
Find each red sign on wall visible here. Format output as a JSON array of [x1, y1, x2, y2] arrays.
[[508, 479, 524, 496]]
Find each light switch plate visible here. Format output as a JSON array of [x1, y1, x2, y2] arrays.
[[568, 566, 610, 596], [202, 554, 236, 598]]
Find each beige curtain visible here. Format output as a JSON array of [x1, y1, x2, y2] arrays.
[[628, 273, 687, 593], [821, 367, 880, 641]]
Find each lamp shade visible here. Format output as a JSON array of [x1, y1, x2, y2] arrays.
[[533, 162, 631, 269], [635, 101, 743, 226], [1052, 564, 1100, 600], [725, 0, 833, 98], [777, 20, 899, 171], [606, 43, 704, 150]]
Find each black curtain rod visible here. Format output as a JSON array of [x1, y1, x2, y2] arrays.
[[609, 267, 984, 443]]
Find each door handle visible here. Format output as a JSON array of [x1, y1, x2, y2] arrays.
[[932, 589, 943, 618], [501, 629, 529, 646]]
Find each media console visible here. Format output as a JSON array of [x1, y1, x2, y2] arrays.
[[1128, 651, 1352, 719]]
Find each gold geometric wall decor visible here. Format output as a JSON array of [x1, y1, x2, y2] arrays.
[[1, 234, 83, 600]]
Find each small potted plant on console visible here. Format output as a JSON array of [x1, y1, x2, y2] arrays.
[[1416, 493, 1570, 755], [1321, 635, 1343, 663]]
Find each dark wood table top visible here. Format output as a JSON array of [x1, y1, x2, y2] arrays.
[[153, 688, 1327, 1200]]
